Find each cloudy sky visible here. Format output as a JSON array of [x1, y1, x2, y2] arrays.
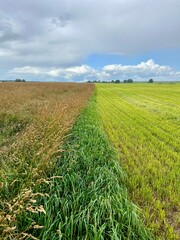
[[0, 0, 180, 82]]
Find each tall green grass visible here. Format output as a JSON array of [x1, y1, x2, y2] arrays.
[[25, 95, 153, 239]]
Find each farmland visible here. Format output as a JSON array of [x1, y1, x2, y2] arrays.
[[27, 95, 152, 239], [0, 82, 94, 239], [96, 83, 180, 239], [0, 82, 153, 240], [0, 82, 179, 239]]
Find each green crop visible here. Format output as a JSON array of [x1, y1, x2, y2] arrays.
[[96, 83, 180, 239]]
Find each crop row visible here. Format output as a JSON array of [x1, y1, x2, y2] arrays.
[[96, 83, 180, 239]]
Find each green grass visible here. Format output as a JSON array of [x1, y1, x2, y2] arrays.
[[96, 83, 180, 239], [23, 94, 153, 239]]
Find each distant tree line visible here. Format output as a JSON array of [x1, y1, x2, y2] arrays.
[[87, 79, 134, 83], [0, 79, 27, 82], [87, 78, 154, 83], [15, 79, 26, 82], [123, 79, 133, 83]]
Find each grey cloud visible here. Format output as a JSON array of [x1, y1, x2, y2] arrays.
[[0, 19, 19, 42], [0, 0, 180, 68], [51, 14, 72, 28]]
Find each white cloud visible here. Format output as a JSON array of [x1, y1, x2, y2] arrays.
[[9, 60, 180, 82], [10, 64, 97, 80], [12, 66, 43, 75], [64, 65, 95, 75], [103, 60, 172, 76], [47, 69, 61, 77]]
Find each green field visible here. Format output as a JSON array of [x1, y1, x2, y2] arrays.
[[96, 83, 180, 239]]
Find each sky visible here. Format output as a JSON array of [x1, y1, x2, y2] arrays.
[[0, 0, 180, 82]]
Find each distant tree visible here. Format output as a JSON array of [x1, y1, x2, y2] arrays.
[[123, 80, 127, 83], [149, 79, 153, 83], [115, 79, 120, 83], [127, 79, 133, 83], [15, 79, 26, 82], [111, 80, 114, 83]]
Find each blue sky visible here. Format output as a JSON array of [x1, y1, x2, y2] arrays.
[[0, 0, 180, 82], [86, 49, 180, 70]]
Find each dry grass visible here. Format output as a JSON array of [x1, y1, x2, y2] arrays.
[[0, 82, 94, 239]]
